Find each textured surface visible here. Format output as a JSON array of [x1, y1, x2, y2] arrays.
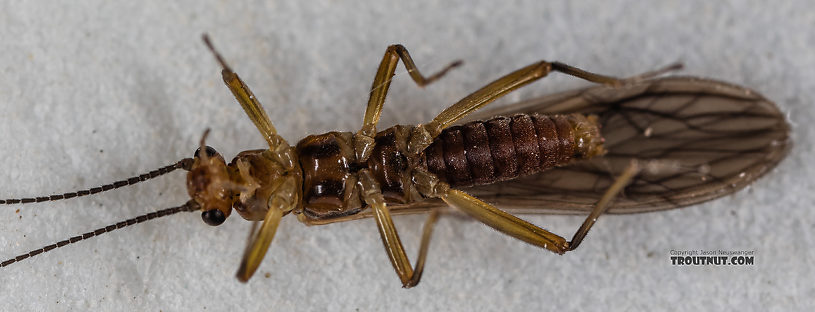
[[0, 1, 812, 311]]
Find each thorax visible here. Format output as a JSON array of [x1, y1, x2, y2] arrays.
[[294, 125, 421, 221]]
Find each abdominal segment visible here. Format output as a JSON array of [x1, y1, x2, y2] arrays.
[[420, 113, 604, 188]]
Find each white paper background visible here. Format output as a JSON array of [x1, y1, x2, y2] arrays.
[[1, 1, 812, 311]]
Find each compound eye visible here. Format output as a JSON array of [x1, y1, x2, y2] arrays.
[[201, 209, 226, 226], [194, 146, 218, 158]]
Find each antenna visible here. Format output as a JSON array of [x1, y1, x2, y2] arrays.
[[1, 158, 193, 205], [1, 200, 200, 268]]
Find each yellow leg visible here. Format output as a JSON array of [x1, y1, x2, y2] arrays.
[[361, 45, 462, 134], [355, 45, 461, 161], [441, 188, 568, 254], [426, 62, 683, 135], [235, 176, 299, 282], [358, 169, 441, 288], [203, 35, 277, 146], [425, 161, 640, 254], [405, 61, 678, 156], [202, 35, 297, 170]]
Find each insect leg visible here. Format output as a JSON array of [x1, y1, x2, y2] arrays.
[[362, 45, 463, 133], [358, 169, 441, 288], [236, 208, 282, 282], [414, 161, 639, 254], [440, 188, 570, 254], [235, 176, 300, 282], [356, 45, 462, 161], [407, 61, 627, 155], [567, 160, 640, 250], [202, 36, 281, 145], [202, 35, 297, 169]]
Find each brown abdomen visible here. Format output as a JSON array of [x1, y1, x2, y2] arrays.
[[422, 113, 604, 188]]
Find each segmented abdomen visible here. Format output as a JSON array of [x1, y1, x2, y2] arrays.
[[421, 113, 605, 187]]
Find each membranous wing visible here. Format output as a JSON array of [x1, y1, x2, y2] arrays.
[[459, 76, 791, 214]]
